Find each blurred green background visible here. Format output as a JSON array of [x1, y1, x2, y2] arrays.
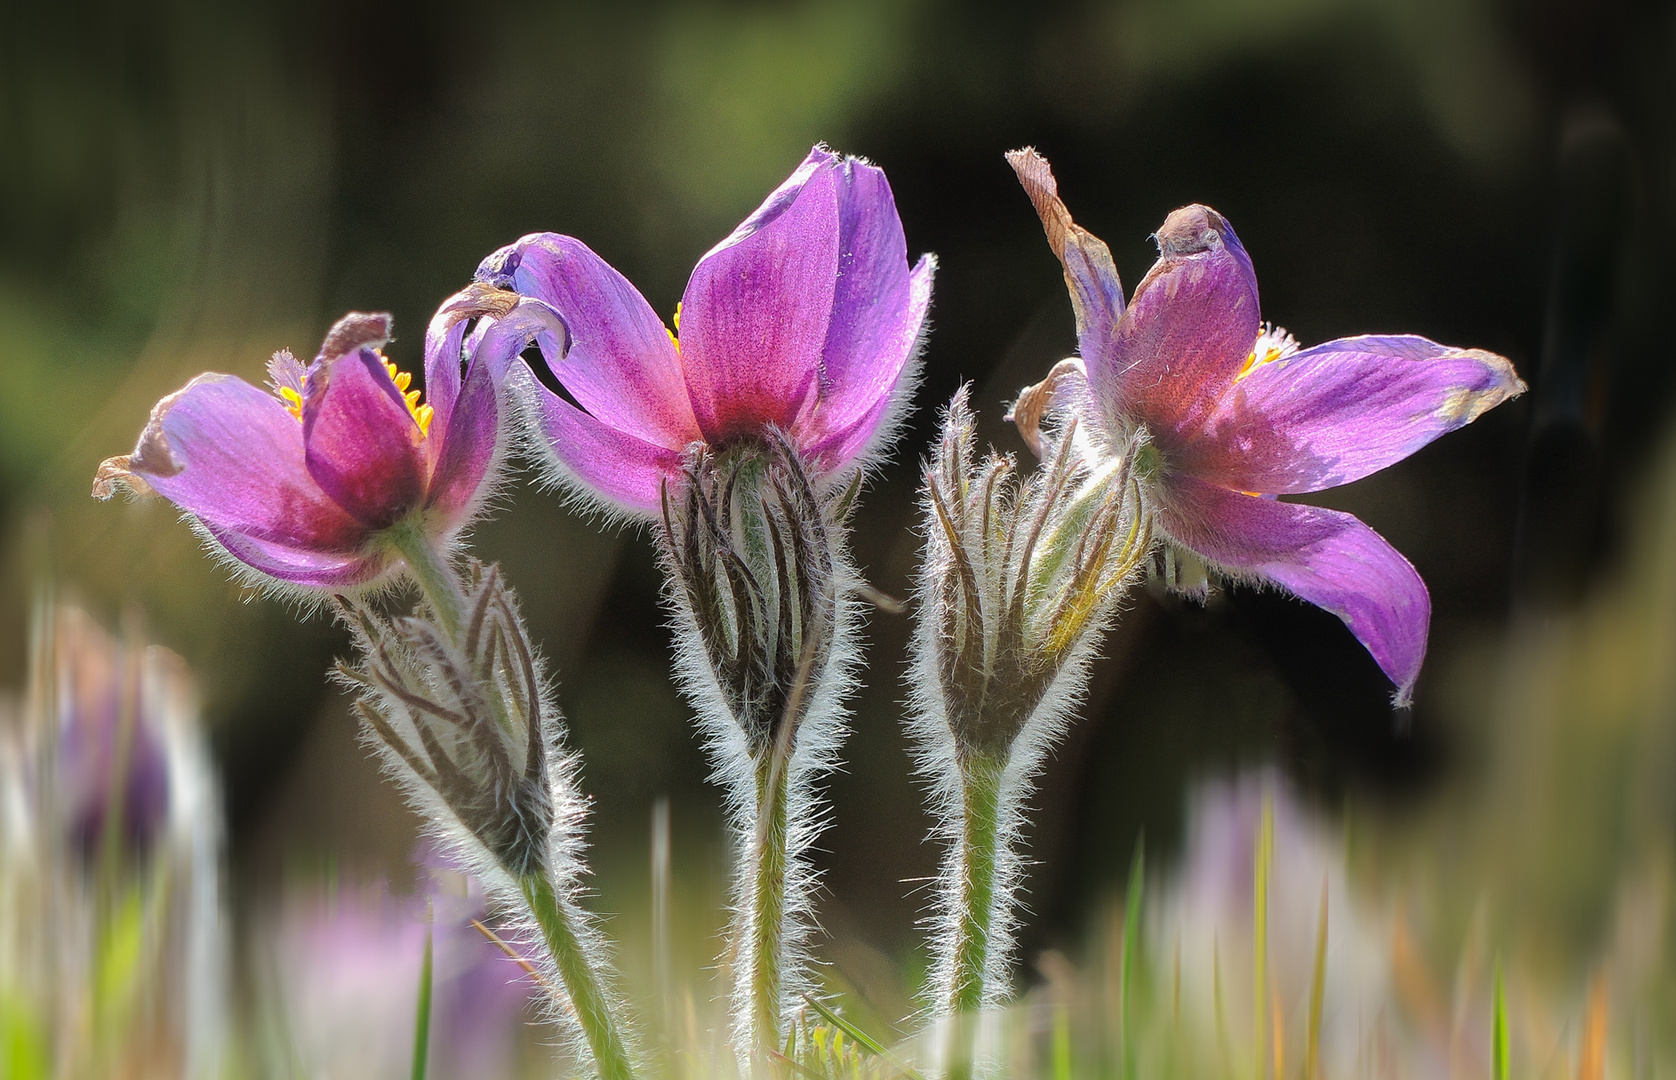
[[4, 0, 1673, 1037]]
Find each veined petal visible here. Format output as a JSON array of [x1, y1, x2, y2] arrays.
[[1100, 205, 1260, 447], [801, 253, 934, 465], [1006, 147, 1125, 352], [516, 371, 686, 516], [423, 282, 523, 453], [678, 149, 841, 443], [481, 233, 699, 448], [1182, 335, 1524, 493], [207, 523, 390, 589], [93, 373, 367, 558], [800, 155, 929, 439], [426, 298, 568, 525], [303, 349, 428, 530], [1156, 474, 1429, 704]]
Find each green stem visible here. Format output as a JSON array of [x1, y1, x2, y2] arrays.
[[410, 904, 433, 1080], [944, 754, 1005, 1080], [746, 751, 792, 1060], [521, 874, 636, 1080], [386, 520, 465, 642]]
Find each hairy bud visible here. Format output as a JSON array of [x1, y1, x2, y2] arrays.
[[908, 386, 1149, 1035]]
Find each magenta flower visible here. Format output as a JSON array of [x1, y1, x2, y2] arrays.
[[475, 145, 935, 514], [1008, 150, 1525, 704], [93, 285, 563, 590]]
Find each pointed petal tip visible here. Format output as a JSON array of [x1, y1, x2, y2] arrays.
[[317, 312, 393, 363]]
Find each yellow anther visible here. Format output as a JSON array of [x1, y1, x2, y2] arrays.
[[279, 386, 304, 421], [667, 301, 684, 354], [378, 353, 433, 437]]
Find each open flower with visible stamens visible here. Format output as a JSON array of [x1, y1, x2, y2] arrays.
[[1006, 148, 1525, 704], [93, 284, 564, 591], [476, 144, 934, 516]]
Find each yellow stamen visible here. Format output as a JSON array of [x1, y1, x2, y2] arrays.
[[666, 301, 683, 354], [279, 386, 304, 421], [1235, 323, 1298, 382], [380, 353, 433, 436]]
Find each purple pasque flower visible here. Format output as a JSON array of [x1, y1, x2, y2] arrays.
[[476, 144, 935, 515], [1006, 149, 1525, 704], [93, 284, 563, 590], [53, 606, 173, 859]]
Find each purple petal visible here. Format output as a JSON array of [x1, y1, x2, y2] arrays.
[[1006, 147, 1126, 350], [678, 149, 841, 443], [1157, 474, 1429, 704], [100, 374, 368, 559], [427, 300, 568, 524], [1095, 205, 1260, 447], [303, 349, 428, 530], [1182, 335, 1525, 494], [517, 373, 686, 515], [207, 523, 391, 588], [801, 256, 934, 471], [489, 234, 698, 449], [798, 158, 929, 443]]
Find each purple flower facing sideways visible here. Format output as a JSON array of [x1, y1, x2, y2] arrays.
[[1007, 150, 1525, 704], [477, 145, 935, 514], [93, 284, 562, 590]]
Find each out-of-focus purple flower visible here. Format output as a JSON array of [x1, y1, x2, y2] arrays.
[[1007, 150, 1525, 704], [478, 145, 935, 515], [93, 285, 563, 590], [53, 607, 172, 858], [271, 865, 539, 1079]]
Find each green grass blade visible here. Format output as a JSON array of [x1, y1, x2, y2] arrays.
[[410, 904, 434, 1080], [1305, 879, 1327, 1080], [801, 996, 926, 1080], [1122, 838, 1144, 1080], [1052, 1003, 1072, 1080], [1254, 791, 1274, 1080], [1492, 959, 1508, 1080]]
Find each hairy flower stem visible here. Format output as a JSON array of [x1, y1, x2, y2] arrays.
[[942, 755, 1004, 1080], [521, 874, 636, 1080], [947, 755, 1005, 1017], [380, 527, 636, 1080], [387, 521, 466, 641], [748, 750, 793, 1057]]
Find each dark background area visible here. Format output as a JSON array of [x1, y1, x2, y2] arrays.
[[3, 0, 1673, 1018]]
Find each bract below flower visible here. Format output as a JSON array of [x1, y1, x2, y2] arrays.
[[1007, 149, 1525, 704], [93, 285, 564, 590], [477, 144, 935, 515]]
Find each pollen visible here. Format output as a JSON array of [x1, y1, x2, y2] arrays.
[[667, 301, 683, 354], [1236, 323, 1299, 382], [382, 354, 435, 436], [279, 386, 304, 422]]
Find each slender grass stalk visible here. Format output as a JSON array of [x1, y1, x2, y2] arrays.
[[1492, 959, 1509, 1080], [1304, 880, 1327, 1080], [410, 903, 433, 1080], [1121, 843, 1143, 1080], [1253, 793, 1273, 1080]]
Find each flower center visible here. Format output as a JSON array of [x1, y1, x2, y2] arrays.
[[380, 355, 435, 436], [1235, 323, 1298, 382], [275, 352, 433, 436]]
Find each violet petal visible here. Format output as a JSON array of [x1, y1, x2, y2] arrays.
[[678, 151, 841, 443], [119, 374, 367, 557], [1157, 474, 1429, 704], [1183, 335, 1526, 494], [1098, 206, 1260, 447], [517, 372, 686, 515], [487, 234, 699, 449], [302, 349, 428, 530], [801, 158, 928, 441]]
